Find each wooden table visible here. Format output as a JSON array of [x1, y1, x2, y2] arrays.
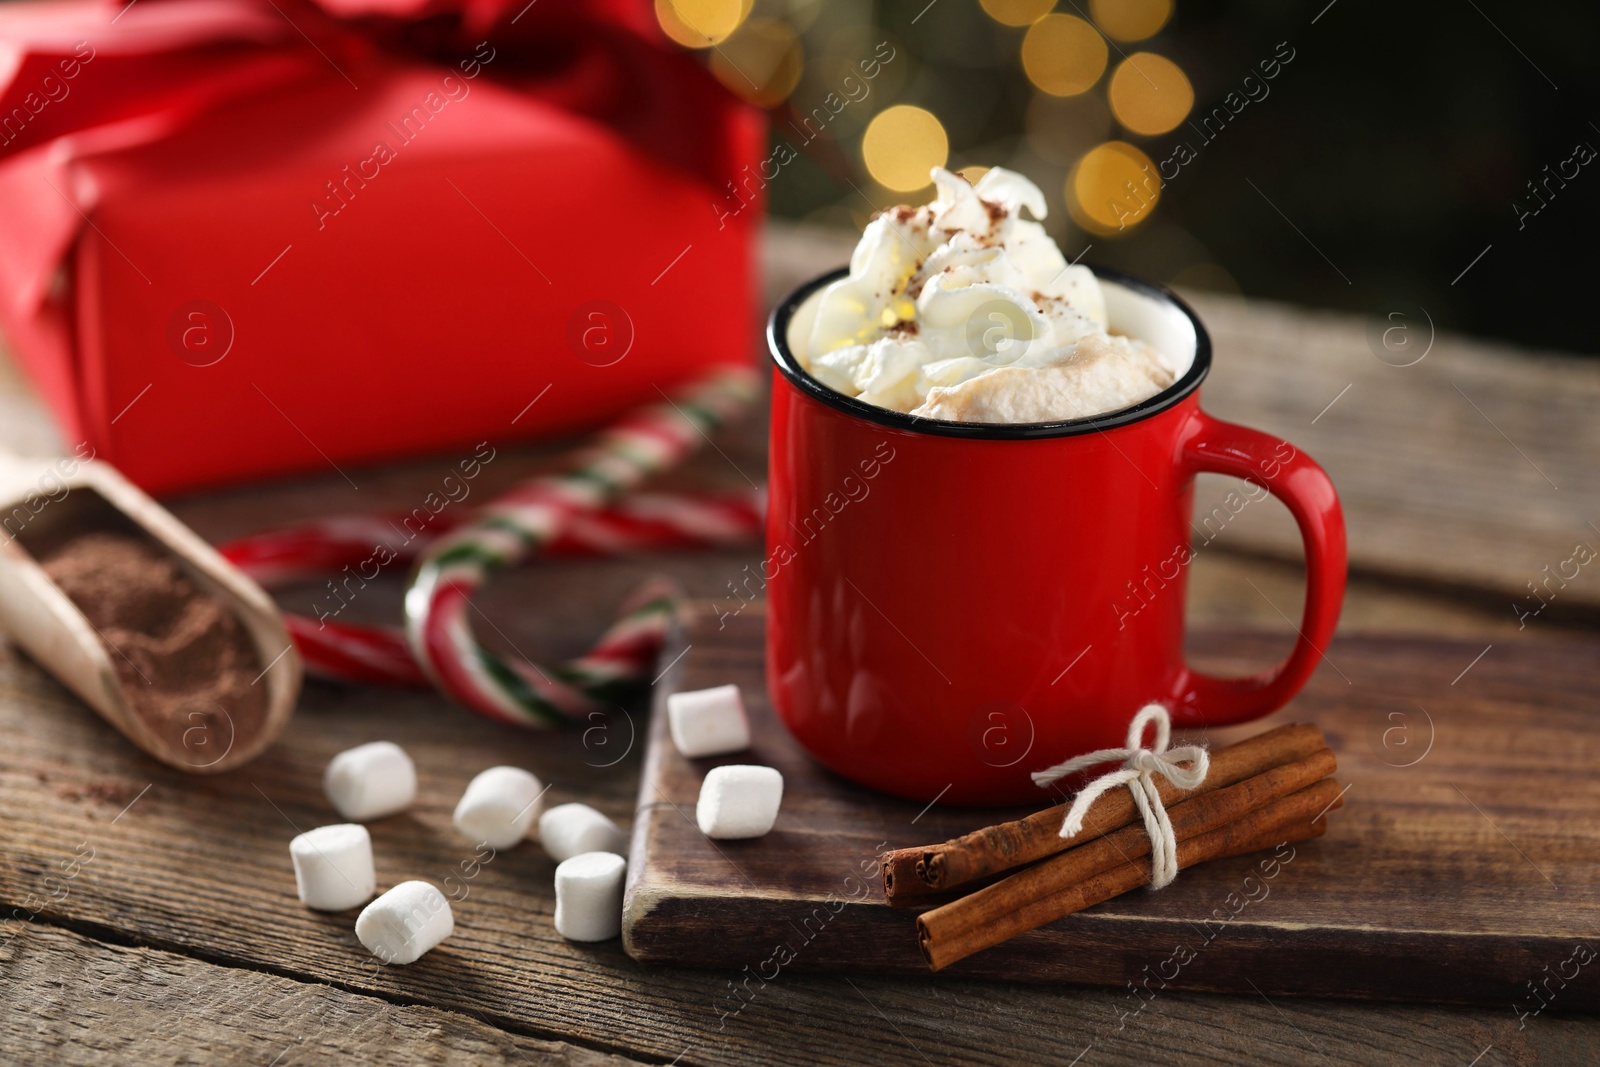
[[2, 223, 1596, 1065]]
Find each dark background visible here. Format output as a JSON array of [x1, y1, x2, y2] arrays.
[[703, 0, 1599, 355]]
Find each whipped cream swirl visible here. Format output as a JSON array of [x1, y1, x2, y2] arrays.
[[801, 167, 1181, 423]]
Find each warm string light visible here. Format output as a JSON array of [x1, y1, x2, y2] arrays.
[[1108, 52, 1193, 136], [655, 0, 752, 48], [863, 106, 950, 192], [1008, 4, 1188, 233], [661, 0, 1197, 238], [1068, 141, 1159, 235], [978, 0, 1054, 28], [1088, 0, 1172, 42], [1022, 14, 1108, 97]]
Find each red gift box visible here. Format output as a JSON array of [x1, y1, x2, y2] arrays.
[[0, 0, 763, 494]]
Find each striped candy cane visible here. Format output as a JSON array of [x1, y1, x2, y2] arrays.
[[222, 486, 764, 688], [405, 366, 759, 725]]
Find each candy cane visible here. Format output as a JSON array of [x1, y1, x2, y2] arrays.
[[404, 366, 760, 726], [222, 485, 764, 688]]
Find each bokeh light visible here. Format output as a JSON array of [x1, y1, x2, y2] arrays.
[[1068, 141, 1158, 235], [655, 0, 752, 49], [1107, 53, 1193, 136], [863, 106, 950, 192], [1088, 0, 1172, 42], [670, 2, 1185, 240], [979, 0, 1055, 28], [709, 18, 804, 107], [1021, 15, 1108, 98]]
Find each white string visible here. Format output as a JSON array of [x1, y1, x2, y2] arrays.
[[1030, 703, 1210, 889]]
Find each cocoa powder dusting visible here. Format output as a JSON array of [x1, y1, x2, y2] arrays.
[[39, 531, 266, 762], [870, 204, 917, 224]]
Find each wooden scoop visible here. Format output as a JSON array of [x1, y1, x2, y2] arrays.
[[0, 453, 300, 772]]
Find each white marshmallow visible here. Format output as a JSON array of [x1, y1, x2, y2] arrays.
[[289, 824, 375, 912], [666, 684, 751, 758], [355, 880, 454, 965], [324, 741, 416, 821], [696, 764, 783, 839], [554, 851, 627, 942], [453, 766, 544, 849], [538, 803, 627, 862]]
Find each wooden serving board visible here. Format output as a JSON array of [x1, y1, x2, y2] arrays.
[[623, 602, 1600, 1008]]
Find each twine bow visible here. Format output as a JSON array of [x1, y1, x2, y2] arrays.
[[1030, 703, 1210, 889]]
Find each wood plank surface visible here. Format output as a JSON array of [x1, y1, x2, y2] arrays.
[[626, 603, 1600, 1008], [2, 923, 650, 1065], [7, 925, 1596, 1067], [6, 617, 1593, 1067], [2, 632, 1595, 1067], [1188, 291, 1600, 620], [0, 222, 1594, 1063]]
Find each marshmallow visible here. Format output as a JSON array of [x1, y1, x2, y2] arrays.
[[289, 824, 376, 912], [666, 684, 751, 758], [554, 851, 627, 942], [538, 803, 627, 862], [324, 741, 416, 821], [355, 880, 454, 965], [696, 765, 783, 839], [453, 766, 544, 849]]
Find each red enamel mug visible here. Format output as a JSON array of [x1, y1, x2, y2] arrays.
[[764, 267, 1347, 805]]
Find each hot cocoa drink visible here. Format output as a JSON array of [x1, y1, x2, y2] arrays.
[[799, 166, 1188, 423]]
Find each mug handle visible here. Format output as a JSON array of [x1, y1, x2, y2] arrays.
[[1169, 409, 1347, 726]]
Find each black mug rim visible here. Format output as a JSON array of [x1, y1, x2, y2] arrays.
[[766, 264, 1213, 440]]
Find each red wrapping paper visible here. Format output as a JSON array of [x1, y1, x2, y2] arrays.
[[0, 0, 763, 493]]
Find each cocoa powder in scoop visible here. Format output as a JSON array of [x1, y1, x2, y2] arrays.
[[38, 531, 266, 765]]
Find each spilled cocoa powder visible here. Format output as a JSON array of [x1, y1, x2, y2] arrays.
[[38, 531, 266, 764]]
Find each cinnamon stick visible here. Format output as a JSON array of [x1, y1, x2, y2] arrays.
[[883, 722, 1327, 902], [918, 777, 1345, 971], [886, 745, 1336, 909], [921, 816, 1330, 972], [900, 747, 1335, 922]]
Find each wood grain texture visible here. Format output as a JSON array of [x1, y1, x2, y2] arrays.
[[1, 923, 649, 1066], [625, 603, 1600, 1008], [0, 223, 1592, 1062], [1191, 291, 1600, 620], [2, 623, 1592, 1066]]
